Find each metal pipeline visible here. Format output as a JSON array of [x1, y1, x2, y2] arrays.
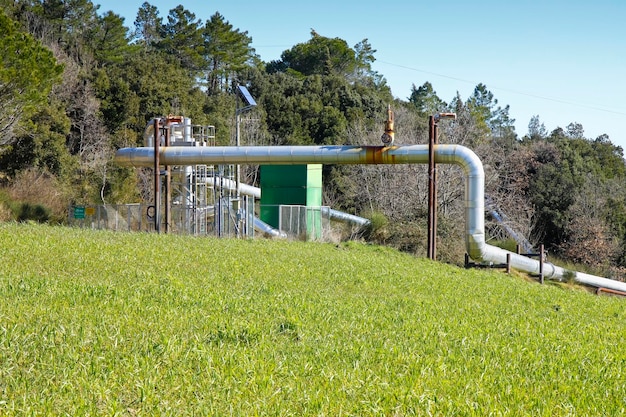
[[202, 176, 370, 227], [324, 208, 370, 227], [115, 144, 626, 292], [253, 217, 287, 238], [205, 176, 261, 199]]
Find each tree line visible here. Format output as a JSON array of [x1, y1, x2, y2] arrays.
[[1, 1, 625, 277]]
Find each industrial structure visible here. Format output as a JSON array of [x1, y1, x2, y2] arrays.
[[115, 135, 626, 294], [72, 115, 368, 240]]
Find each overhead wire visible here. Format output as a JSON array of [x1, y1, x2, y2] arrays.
[[376, 59, 626, 117]]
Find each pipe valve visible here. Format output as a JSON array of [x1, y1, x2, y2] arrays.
[[381, 104, 395, 146]]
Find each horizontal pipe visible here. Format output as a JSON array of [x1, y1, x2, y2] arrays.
[[115, 145, 626, 293], [203, 177, 370, 227], [205, 176, 261, 199]]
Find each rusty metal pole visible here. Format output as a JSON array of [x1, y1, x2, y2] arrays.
[[153, 118, 161, 233], [164, 122, 171, 233], [427, 115, 436, 260], [427, 113, 456, 261], [433, 121, 439, 260]]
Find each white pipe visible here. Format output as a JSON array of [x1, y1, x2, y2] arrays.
[[115, 144, 626, 292], [204, 173, 368, 233], [324, 208, 371, 227], [205, 176, 261, 198], [253, 217, 286, 238], [202, 177, 370, 227]]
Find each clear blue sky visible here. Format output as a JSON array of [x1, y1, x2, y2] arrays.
[[101, 0, 626, 149]]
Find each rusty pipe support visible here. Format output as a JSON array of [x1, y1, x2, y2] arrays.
[[428, 116, 436, 260], [153, 118, 161, 233]]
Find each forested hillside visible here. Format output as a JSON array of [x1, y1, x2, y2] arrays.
[[1, 1, 625, 276]]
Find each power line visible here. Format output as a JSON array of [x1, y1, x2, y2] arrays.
[[377, 60, 626, 117]]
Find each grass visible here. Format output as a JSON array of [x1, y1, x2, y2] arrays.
[[0, 223, 625, 416]]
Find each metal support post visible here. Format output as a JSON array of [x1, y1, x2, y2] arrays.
[[427, 113, 456, 261], [153, 118, 161, 233], [539, 244, 545, 284], [164, 122, 171, 233], [427, 116, 436, 260]]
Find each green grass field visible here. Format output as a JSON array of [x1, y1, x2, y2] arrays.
[[0, 223, 625, 416]]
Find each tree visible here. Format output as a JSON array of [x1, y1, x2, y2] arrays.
[[408, 82, 447, 116], [466, 83, 494, 133], [526, 115, 547, 140], [276, 30, 357, 77], [132, 2, 162, 48], [37, 0, 101, 65], [352, 38, 387, 89], [93, 11, 132, 66], [449, 92, 485, 147], [0, 9, 63, 144], [0, 99, 76, 178], [490, 104, 516, 143], [566, 122, 584, 139], [93, 68, 137, 134], [560, 177, 620, 267], [158, 5, 204, 73], [466, 83, 516, 142], [112, 49, 207, 133], [202, 12, 256, 94], [592, 135, 625, 179]]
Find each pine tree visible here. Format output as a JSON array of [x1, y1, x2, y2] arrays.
[[0, 9, 63, 144], [203, 12, 256, 94]]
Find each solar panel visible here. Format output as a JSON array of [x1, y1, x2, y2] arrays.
[[237, 85, 257, 107]]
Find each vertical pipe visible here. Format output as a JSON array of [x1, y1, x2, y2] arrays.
[[433, 122, 439, 260], [236, 112, 241, 193], [217, 173, 222, 237], [235, 112, 241, 238], [539, 244, 544, 284], [153, 118, 161, 233], [164, 122, 171, 233], [427, 116, 436, 260]]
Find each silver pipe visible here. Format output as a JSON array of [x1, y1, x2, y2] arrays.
[[325, 208, 371, 227], [205, 176, 261, 198], [202, 177, 370, 227], [115, 145, 626, 292], [253, 217, 286, 238]]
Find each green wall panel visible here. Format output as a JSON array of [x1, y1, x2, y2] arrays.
[[260, 165, 322, 229]]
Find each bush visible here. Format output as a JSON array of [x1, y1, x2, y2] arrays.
[[17, 202, 50, 223], [6, 169, 68, 223], [0, 201, 12, 221], [361, 211, 389, 241]]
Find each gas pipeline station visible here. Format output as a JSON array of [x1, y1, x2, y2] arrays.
[[119, 113, 369, 241], [73, 86, 369, 241], [95, 84, 626, 294]]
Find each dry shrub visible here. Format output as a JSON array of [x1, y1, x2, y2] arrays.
[[560, 216, 619, 269], [8, 169, 68, 222], [0, 202, 12, 222]]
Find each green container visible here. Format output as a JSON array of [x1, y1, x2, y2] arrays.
[[260, 165, 322, 235]]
